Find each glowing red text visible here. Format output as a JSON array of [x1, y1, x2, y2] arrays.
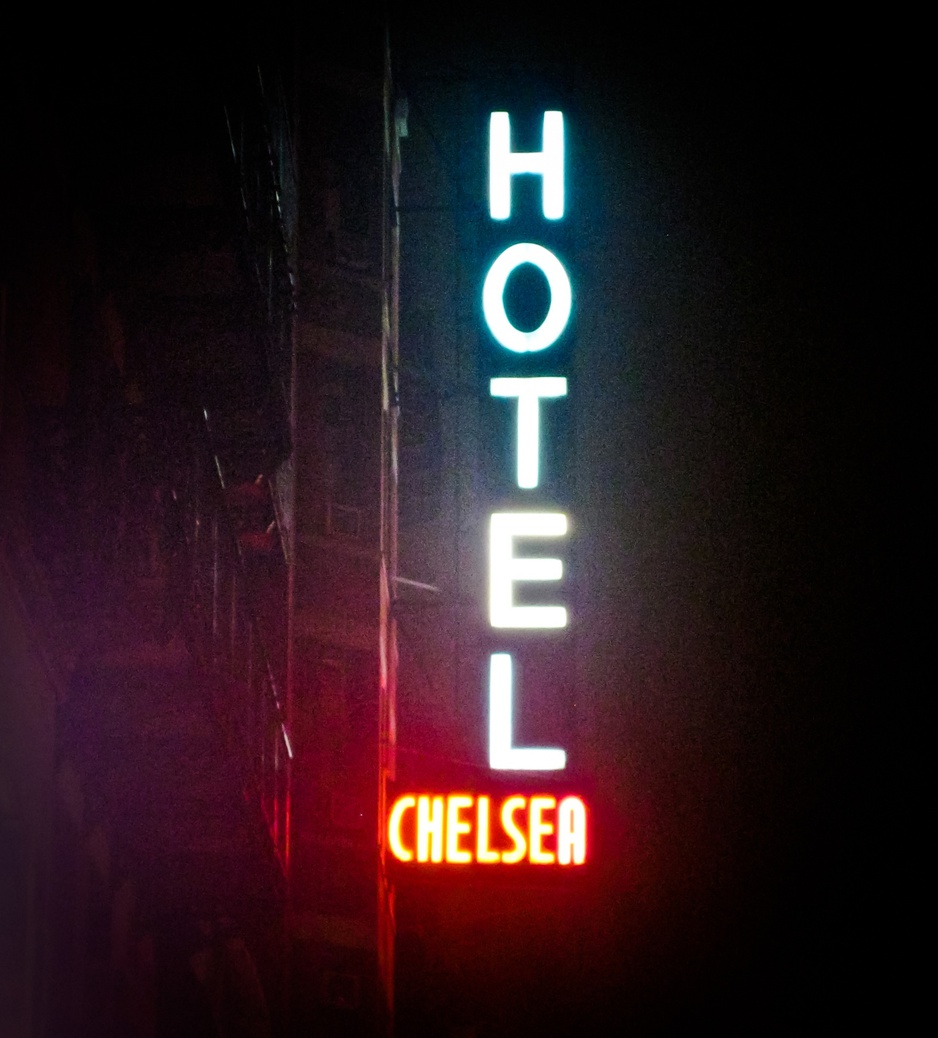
[[388, 792, 587, 866]]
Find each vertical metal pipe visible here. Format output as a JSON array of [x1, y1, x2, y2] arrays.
[[247, 619, 255, 752], [230, 568, 238, 672], [211, 516, 220, 652]]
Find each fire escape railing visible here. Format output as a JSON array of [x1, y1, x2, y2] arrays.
[[178, 64, 297, 877], [224, 64, 297, 426], [179, 408, 293, 875]]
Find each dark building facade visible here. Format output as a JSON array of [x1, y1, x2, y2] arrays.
[[2, 17, 400, 1037]]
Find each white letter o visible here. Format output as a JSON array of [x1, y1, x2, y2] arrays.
[[482, 243, 571, 353]]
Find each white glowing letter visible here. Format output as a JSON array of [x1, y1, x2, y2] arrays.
[[445, 795, 473, 864], [416, 795, 444, 863], [482, 243, 571, 354], [489, 653, 567, 771], [489, 513, 567, 629], [557, 796, 587, 865], [388, 795, 415, 862], [490, 377, 567, 488], [489, 111, 564, 220]]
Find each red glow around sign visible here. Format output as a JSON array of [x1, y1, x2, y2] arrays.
[[387, 793, 587, 866]]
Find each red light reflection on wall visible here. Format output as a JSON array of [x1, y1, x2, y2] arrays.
[[388, 793, 587, 865]]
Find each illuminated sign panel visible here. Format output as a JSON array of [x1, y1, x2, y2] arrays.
[[484, 110, 572, 772], [388, 793, 587, 865], [389, 107, 588, 868]]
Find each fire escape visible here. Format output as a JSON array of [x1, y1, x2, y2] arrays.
[[1, 55, 299, 1036], [2, 19, 402, 1032]]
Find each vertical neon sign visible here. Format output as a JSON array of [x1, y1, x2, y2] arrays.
[[386, 109, 587, 867], [484, 112, 571, 772]]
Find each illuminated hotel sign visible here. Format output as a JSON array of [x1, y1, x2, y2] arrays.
[[389, 111, 587, 866], [388, 793, 586, 866]]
